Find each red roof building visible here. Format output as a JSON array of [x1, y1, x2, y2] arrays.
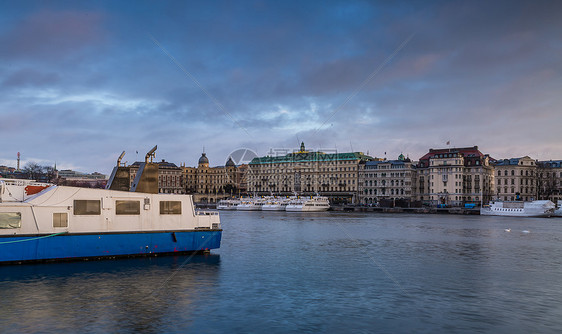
[[416, 146, 495, 206]]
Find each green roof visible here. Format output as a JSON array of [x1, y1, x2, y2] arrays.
[[249, 151, 374, 165]]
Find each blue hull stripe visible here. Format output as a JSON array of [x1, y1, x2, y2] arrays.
[[0, 230, 222, 263]]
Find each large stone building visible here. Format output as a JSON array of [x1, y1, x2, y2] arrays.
[[191, 153, 240, 200], [493, 156, 538, 201], [246, 143, 374, 203], [358, 154, 416, 206], [417, 146, 495, 206]]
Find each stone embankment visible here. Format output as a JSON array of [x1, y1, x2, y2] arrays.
[[331, 206, 481, 215]]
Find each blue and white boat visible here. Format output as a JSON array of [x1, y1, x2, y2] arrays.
[[0, 148, 222, 264]]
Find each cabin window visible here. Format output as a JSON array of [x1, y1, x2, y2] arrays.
[[0, 212, 21, 229], [160, 201, 182, 215], [74, 200, 101, 215], [116, 200, 141, 215], [53, 213, 68, 228]]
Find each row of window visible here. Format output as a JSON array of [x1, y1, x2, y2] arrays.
[[497, 178, 535, 186], [498, 170, 535, 176], [0, 200, 183, 230], [363, 172, 409, 178], [363, 189, 407, 195], [74, 200, 182, 215]]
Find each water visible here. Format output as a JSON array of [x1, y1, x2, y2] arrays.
[[2, 212, 562, 333]]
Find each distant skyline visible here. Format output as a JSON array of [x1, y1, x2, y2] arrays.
[[1, 0, 561, 174]]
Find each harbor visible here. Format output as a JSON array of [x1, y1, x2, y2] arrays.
[[2, 212, 562, 333]]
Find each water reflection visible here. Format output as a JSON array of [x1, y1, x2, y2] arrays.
[[0, 255, 220, 333]]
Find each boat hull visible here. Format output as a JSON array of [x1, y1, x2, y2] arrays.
[[236, 206, 261, 211], [480, 208, 551, 217], [217, 206, 237, 210], [0, 230, 222, 264], [262, 205, 285, 211]]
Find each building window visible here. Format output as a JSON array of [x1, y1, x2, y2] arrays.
[[53, 213, 68, 228], [74, 200, 101, 215], [0, 212, 21, 229], [116, 200, 141, 215], [160, 201, 182, 214]]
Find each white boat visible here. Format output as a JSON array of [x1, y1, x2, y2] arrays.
[[236, 197, 264, 211], [554, 200, 562, 217], [217, 199, 240, 210], [285, 196, 330, 212], [0, 148, 222, 264], [480, 200, 555, 217], [262, 198, 289, 211]]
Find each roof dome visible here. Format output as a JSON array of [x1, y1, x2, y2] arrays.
[[198, 153, 209, 165], [226, 157, 235, 167]]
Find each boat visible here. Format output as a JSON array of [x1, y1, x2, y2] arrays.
[[554, 200, 562, 217], [217, 199, 240, 210], [236, 197, 264, 211], [262, 198, 289, 211], [0, 147, 221, 264], [480, 200, 555, 217], [285, 196, 330, 212]]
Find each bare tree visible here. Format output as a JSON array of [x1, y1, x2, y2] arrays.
[[22, 162, 44, 180]]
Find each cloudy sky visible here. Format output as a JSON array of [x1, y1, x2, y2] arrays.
[[1, 0, 561, 174]]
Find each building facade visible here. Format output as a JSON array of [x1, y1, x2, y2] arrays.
[[417, 146, 495, 206], [358, 154, 416, 206], [191, 153, 240, 199], [493, 156, 538, 201], [246, 143, 374, 203]]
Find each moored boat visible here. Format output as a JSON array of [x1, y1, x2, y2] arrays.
[[236, 197, 263, 211], [217, 199, 240, 210], [480, 200, 555, 217], [0, 148, 222, 264], [262, 198, 289, 211], [285, 196, 330, 212], [554, 200, 562, 217]]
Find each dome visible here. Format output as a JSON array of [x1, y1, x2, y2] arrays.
[[225, 157, 235, 167], [198, 153, 209, 165]]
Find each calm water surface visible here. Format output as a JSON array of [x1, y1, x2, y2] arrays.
[[1, 212, 562, 333]]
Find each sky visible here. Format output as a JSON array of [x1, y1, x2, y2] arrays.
[[1, 0, 561, 174]]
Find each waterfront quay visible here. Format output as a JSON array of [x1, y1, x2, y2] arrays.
[[197, 202, 481, 215], [331, 205, 481, 215]]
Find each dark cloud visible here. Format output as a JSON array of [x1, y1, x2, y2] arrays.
[[0, 0, 561, 173], [0, 9, 106, 61]]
